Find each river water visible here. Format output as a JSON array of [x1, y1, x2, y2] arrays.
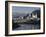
[[13, 24, 40, 30]]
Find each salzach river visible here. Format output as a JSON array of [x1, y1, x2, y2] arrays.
[[12, 24, 40, 30]]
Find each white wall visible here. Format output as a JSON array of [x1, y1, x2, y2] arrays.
[[0, 0, 46, 37]]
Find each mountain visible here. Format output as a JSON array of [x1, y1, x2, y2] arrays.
[[32, 9, 40, 18]]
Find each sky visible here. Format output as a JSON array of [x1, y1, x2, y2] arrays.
[[12, 6, 40, 17]]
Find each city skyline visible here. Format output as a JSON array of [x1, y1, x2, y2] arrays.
[[12, 6, 40, 17]]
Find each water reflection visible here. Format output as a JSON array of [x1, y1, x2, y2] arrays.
[[12, 23, 40, 30]]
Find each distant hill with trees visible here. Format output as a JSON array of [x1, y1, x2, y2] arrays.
[[32, 9, 40, 18]]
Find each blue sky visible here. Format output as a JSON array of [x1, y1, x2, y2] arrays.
[[12, 6, 40, 17]]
